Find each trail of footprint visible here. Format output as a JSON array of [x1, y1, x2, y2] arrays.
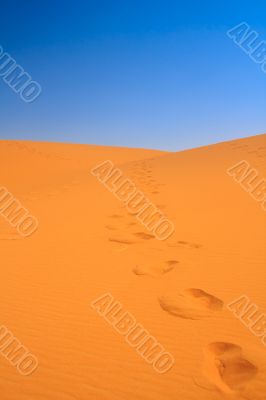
[[133, 260, 178, 277], [159, 289, 223, 319], [203, 342, 257, 394]]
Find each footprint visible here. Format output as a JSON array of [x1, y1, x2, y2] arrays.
[[205, 342, 242, 359], [203, 342, 257, 394], [109, 214, 123, 219], [127, 222, 137, 226], [168, 240, 202, 249], [166, 260, 179, 267], [133, 260, 178, 277], [156, 204, 166, 210], [178, 240, 202, 249], [159, 289, 223, 319], [0, 232, 21, 241], [105, 225, 117, 231], [109, 237, 136, 245], [134, 232, 155, 240]]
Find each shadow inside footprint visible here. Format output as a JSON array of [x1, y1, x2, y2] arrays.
[[109, 239, 135, 245], [0, 232, 21, 241], [133, 260, 178, 277], [105, 225, 117, 231], [109, 235, 136, 245], [203, 342, 257, 394], [168, 240, 202, 249], [134, 232, 155, 240], [159, 289, 223, 319], [166, 260, 179, 267], [178, 241, 202, 249]]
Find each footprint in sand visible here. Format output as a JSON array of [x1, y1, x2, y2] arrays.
[[203, 342, 257, 394], [133, 232, 155, 240], [168, 240, 202, 249], [105, 225, 117, 231], [0, 232, 21, 241], [156, 204, 167, 210], [133, 260, 178, 277], [109, 231, 156, 245], [108, 233, 137, 252], [109, 236, 136, 245], [158, 289, 223, 319], [127, 222, 137, 227]]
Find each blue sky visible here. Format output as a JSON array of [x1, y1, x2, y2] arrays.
[[0, 0, 265, 151]]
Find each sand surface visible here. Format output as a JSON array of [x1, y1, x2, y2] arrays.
[[0, 136, 266, 399]]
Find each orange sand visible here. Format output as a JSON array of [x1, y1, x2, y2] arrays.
[[0, 135, 265, 399]]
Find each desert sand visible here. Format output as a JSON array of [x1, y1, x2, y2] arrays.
[[0, 135, 266, 400]]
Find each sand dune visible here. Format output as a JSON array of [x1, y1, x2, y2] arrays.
[[0, 135, 265, 399]]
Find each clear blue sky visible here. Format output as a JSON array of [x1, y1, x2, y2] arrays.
[[0, 0, 265, 151]]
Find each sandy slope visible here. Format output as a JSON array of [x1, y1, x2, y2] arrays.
[[0, 135, 265, 400]]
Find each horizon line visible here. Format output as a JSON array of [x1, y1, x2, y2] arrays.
[[0, 132, 265, 153]]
